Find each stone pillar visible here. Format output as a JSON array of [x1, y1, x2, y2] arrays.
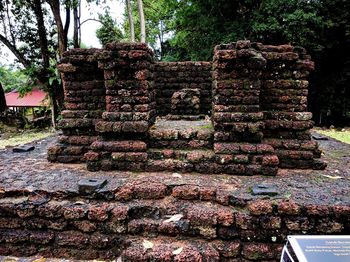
[[86, 42, 156, 171], [47, 49, 105, 163], [258, 44, 326, 169], [212, 40, 279, 175]]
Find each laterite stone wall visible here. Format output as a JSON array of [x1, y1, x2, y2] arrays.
[[154, 62, 212, 116], [0, 184, 348, 260], [257, 44, 324, 169], [212, 41, 280, 175], [48, 40, 326, 173], [86, 42, 156, 172], [47, 49, 105, 163]]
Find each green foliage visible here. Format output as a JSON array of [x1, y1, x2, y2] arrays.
[[150, 0, 258, 61], [96, 11, 124, 46], [251, 0, 325, 52], [0, 65, 28, 92], [2, 0, 57, 66], [0, 0, 59, 99]]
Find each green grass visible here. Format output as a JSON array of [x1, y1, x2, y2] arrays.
[[0, 130, 54, 149], [316, 129, 350, 144]]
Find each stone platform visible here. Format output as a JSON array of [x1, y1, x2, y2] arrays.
[[0, 134, 349, 261]]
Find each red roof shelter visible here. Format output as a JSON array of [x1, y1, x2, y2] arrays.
[[5, 89, 47, 107]]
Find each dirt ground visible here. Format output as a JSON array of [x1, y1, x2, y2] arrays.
[[0, 131, 349, 206]]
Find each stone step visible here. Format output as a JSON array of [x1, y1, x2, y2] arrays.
[[0, 194, 284, 260], [146, 159, 196, 173], [148, 139, 213, 150], [279, 158, 327, 170], [162, 114, 207, 121], [121, 236, 222, 261], [148, 149, 215, 162], [0, 237, 280, 262]]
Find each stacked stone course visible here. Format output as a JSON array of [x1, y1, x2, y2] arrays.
[[212, 41, 280, 175], [171, 88, 201, 116], [0, 184, 347, 260], [257, 44, 325, 169], [85, 43, 156, 172], [154, 62, 212, 117], [47, 49, 105, 163]]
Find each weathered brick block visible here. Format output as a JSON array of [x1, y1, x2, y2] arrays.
[[91, 140, 147, 152], [248, 200, 273, 216], [56, 231, 89, 247], [278, 200, 300, 215], [88, 203, 111, 221], [172, 185, 200, 200], [242, 243, 278, 260]]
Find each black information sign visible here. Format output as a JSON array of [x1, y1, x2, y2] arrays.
[[283, 235, 350, 262]]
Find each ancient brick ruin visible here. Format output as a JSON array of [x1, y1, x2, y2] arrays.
[[48, 40, 326, 174], [1, 177, 348, 260]]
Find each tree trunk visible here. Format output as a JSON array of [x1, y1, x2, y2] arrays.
[[64, 6, 70, 40], [0, 83, 7, 113], [33, 0, 58, 129], [73, 5, 79, 48], [33, 0, 50, 69], [48, 0, 67, 57], [137, 0, 146, 43], [126, 0, 135, 42]]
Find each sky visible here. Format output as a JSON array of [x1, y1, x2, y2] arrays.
[[0, 0, 125, 66], [78, 0, 124, 48]]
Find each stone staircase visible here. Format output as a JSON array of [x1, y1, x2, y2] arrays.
[[0, 187, 285, 261], [147, 118, 216, 173]]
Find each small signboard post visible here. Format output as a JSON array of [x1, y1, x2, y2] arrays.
[[281, 235, 350, 262]]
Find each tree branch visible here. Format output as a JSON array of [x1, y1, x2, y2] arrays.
[[0, 34, 30, 68], [80, 18, 103, 27], [5, 0, 16, 46]]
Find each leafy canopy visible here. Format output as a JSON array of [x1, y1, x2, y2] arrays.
[[0, 65, 28, 92], [96, 11, 124, 46]]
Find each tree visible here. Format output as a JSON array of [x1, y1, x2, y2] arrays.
[[47, 0, 69, 57], [122, 0, 175, 58], [0, 0, 40, 68], [73, 0, 81, 48], [0, 65, 28, 92], [0, 0, 63, 127], [96, 11, 124, 46], [137, 0, 145, 42], [251, 0, 324, 52], [126, 0, 135, 42], [144, 0, 256, 60], [34, 0, 62, 128]]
